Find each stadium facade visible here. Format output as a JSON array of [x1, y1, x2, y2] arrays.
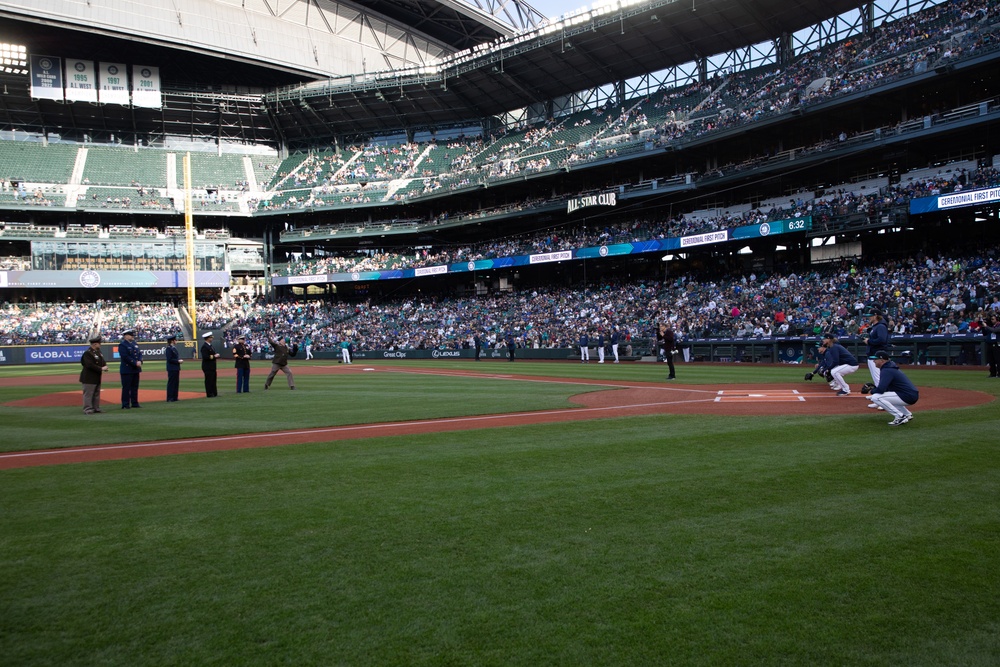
[[0, 0, 998, 349]]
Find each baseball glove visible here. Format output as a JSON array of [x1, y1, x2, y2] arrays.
[[804, 372, 814, 381], [861, 382, 875, 395]]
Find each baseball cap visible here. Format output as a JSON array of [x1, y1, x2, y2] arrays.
[[869, 350, 890, 360]]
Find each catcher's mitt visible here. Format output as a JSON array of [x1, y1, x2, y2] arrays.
[[861, 382, 875, 395], [804, 372, 814, 381]]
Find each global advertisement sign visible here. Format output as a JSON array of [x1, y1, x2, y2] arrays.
[[26, 345, 89, 364]]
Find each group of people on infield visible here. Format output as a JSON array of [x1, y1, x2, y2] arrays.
[[809, 309, 920, 426], [79, 306, 1000, 427], [78, 330, 302, 413]]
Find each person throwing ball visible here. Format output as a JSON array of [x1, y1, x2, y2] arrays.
[[866, 350, 918, 426]]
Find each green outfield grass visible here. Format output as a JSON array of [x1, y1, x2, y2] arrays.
[[1, 360, 998, 665]]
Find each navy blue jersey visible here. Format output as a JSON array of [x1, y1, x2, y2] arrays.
[[874, 361, 919, 404]]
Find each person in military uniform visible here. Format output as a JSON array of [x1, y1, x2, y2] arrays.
[[200, 332, 221, 397], [118, 329, 143, 409], [264, 335, 296, 390], [232, 333, 252, 394], [165, 334, 183, 402], [80, 334, 109, 414]]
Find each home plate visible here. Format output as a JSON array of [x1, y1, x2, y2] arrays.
[[715, 389, 806, 402]]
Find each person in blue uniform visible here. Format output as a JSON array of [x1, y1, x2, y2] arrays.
[[506, 332, 516, 361], [232, 334, 251, 393], [865, 309, 891, 398], [118, 329, 143, 409], [200, 332, 221, 397], [868, 351, 919, 426], [579, 331, 589, 363], [165, 334, 183, 401], [821, 332, 859, 396], [474, 333, 482, 361], [610, 328, 620, 363], [597, 331, 606, 363]]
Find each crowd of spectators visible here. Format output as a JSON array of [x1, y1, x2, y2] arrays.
[[0, 301, 180, 344], [274, 161, 1000, 277], [6, 244, 998, 350], [245, 249, 1000, 355]]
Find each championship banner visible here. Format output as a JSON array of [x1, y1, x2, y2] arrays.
[[65, 59, 97, 103], [131, 65, 162, 109], [98, 62, 130, 105], [29, 55, 63, 101]]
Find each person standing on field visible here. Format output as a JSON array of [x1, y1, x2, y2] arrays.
[[233, 334, 252, 393], [80, 335, 108, 414], [264, 335, 296, 390], [201, 332, 221, 398], [118, 329, 143, 409], [165, 334, 182, 402], [865, 309, 891, 408], [661, 323, 676, 380]]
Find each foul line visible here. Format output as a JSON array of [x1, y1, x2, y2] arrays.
[[0, 397, 720, 462]]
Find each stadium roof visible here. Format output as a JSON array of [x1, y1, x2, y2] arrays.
[[270, 0, 865, 139], [0, 0, 864, 144]]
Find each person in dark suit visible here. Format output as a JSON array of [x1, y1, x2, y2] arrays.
[[660, 323, 677, 380], [474, 333, 482, 361], [165, 334, 183, 401], [200, 332, 221, 397], [506, 332, 516, 362], [232, 334, 252, 393], [80, 334, 109, 414], [118, 329, 143, 409]]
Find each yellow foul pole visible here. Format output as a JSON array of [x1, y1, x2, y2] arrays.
[[184, 152, 197, 356]]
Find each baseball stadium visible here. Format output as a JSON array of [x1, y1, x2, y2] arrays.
[[1, 0, 999, 663]]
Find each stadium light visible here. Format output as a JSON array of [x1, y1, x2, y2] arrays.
[[0, 42, 27, 75]]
